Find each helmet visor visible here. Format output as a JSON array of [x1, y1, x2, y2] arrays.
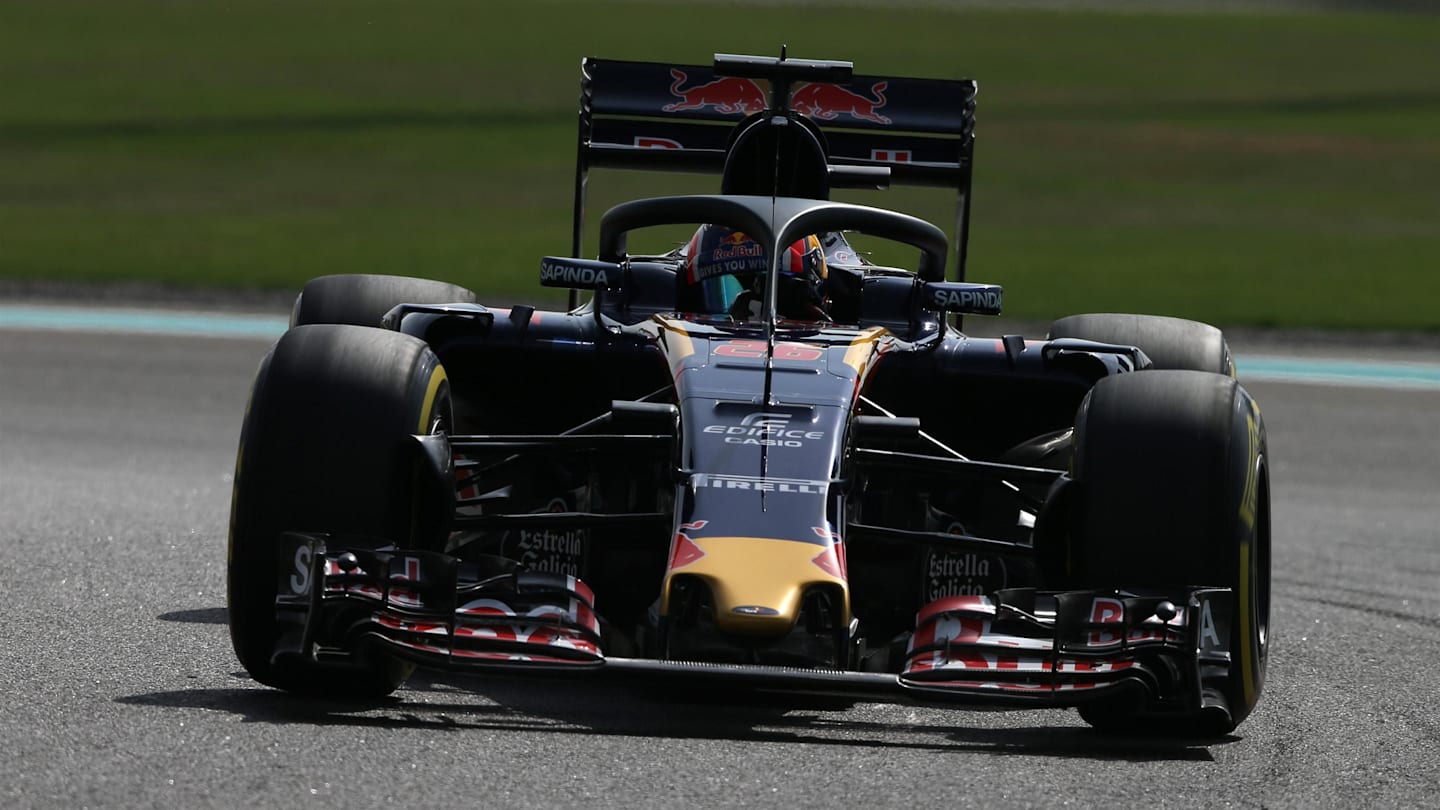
[[695, 274, 746, 314]]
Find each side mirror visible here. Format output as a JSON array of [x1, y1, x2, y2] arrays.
[[921, 281, 1003, 316], [539, 257, 623, 290]]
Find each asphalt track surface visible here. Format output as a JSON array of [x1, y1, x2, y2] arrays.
[[2, 325, 1438, 809]]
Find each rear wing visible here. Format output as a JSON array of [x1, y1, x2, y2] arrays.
[[572, 55, 979, 281]]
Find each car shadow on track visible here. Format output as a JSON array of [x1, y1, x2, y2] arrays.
[[117, 670, 1227, 762], [157, 607, 228, 624]]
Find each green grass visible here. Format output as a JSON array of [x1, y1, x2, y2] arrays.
[[2, 0, 1438, 329]]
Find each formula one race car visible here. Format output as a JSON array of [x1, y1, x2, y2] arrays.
[[227, 53, 1270, 736]]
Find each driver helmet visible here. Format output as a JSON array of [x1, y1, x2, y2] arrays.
[[682, 225, 828, 320]]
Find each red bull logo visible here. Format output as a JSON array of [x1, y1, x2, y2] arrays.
[[711, 243, 763, 263], [791, 81, 891, 125], [708, 229, 763, 266], [664, 69, 768, 115]]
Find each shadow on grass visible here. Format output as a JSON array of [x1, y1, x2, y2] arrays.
[[999, 88, 1440, 123], [1, 109, 560, 143]]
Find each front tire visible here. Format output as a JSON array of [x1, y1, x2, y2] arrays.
[[290, 273, 477, 328], [1048, 313, 1234, 375], [1067, 370, 1269, 735], [228, 324, 452, 696]]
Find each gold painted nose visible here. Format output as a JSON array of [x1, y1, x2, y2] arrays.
[[662, 536, 848, 635]]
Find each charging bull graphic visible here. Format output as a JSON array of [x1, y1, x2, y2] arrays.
[[664, 69, 768, 115], [664, 70, 890, 125], [791, 81, 891, 124]]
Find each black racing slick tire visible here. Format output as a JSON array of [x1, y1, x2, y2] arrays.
[[1067, 370, 1270, 736], [1048, 313, 1234, 376], [228, 324, 452, 696], [290, 273, 477, 328]]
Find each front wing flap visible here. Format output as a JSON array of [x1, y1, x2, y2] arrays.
[[275, 533, 603, 669], [273, 533, 1230, 712], [900, 589, 1232, 713]]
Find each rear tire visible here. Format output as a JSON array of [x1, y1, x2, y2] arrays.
[[228, 324, 452, 696], [1048, 313, 1233, 375], [1067, 370, 1269, 735], [290, 273, 477, 328]]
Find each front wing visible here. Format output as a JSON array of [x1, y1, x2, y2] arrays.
[[273, 533, 1234, 713]]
